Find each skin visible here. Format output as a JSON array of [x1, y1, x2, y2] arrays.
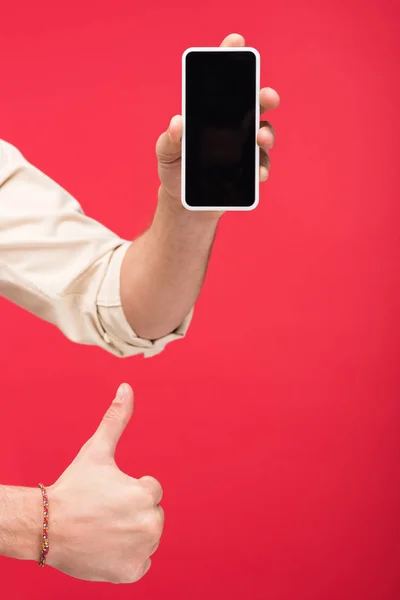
[[0, 33, 279, 584], [0, 385, 161, 583], [120, 33, 279, 339]]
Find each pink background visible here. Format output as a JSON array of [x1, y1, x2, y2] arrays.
[[0, 1, 399, 598]]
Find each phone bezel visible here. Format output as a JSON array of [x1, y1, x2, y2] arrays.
[[181, 47, 261, 212]]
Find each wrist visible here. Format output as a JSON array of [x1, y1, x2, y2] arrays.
[[158, 186, 223, 226], [0, 486, 42, 561]]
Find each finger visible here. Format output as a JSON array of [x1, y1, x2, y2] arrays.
[[133, 558, 152, 583], [137, 505, 164, 541], [260, 87, 280, 114], [168, 114, 182, 144], [139, 476, 163, 505], [259, 120, 275, 139], [260, 149, 271, 171], [156, 115, 182, 162], [260, 148, 271, 183], [91, 384, 134, 457], [149, 539, 160, 556], [257, 121, 275, 150], [260, 165, 269, 182], [220, 33, 245, 47]]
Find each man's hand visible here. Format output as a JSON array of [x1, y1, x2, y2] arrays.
[[46, 384, 163, 584], [156, 33, 280, 213], [120, 33, 280, 340]]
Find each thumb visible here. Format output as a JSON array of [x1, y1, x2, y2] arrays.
[[156, 115, 182, 161], [91, 383, 134, 457]]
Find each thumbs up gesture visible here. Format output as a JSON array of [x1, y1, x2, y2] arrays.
[[45, 384, 164, 584]]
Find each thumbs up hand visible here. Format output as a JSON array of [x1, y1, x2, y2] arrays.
[[45, 384, 164, 584]]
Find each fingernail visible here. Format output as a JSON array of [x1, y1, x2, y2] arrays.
[[116, 384, 126, 403], [168, 119, 175, 141]]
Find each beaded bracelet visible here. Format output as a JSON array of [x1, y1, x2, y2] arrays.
[[38, 483, 50, 567]]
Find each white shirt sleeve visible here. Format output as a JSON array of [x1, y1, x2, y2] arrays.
[[0, 139, 192, 358]]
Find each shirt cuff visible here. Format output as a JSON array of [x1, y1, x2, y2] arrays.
[[96, 241, 193, 358]]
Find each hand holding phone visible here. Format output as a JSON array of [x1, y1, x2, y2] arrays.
[[155, 35, 278, 215]]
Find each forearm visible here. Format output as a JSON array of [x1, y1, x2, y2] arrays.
[[0, 485, 42, 561], [120, 187, 221, 340]]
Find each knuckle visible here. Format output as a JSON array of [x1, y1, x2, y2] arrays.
[[144, 508, 164, 539], [150, 539, 160, 555], [260, 120, 275, 138], [156, 136, 181, 163], [104, 400, 117, 417], [139, 475, 163, 504], [125, 571, 141, 584], [108, 570, 129, 585], [141, 474, 158, 487], [103, 405, 120, 422], [125, 560, 151, 584], [111, 560, 144, 584], [155, 133, 165, 155]]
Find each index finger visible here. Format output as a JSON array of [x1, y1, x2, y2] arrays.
[[220, 33, 245, 47]]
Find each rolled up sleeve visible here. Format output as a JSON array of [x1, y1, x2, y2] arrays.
[[0, 139, 192, 358]]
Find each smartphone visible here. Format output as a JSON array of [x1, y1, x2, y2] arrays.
[[181, 47, 260, 211]]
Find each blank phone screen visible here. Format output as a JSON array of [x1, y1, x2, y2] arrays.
[[184, 50, 258, 209]]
